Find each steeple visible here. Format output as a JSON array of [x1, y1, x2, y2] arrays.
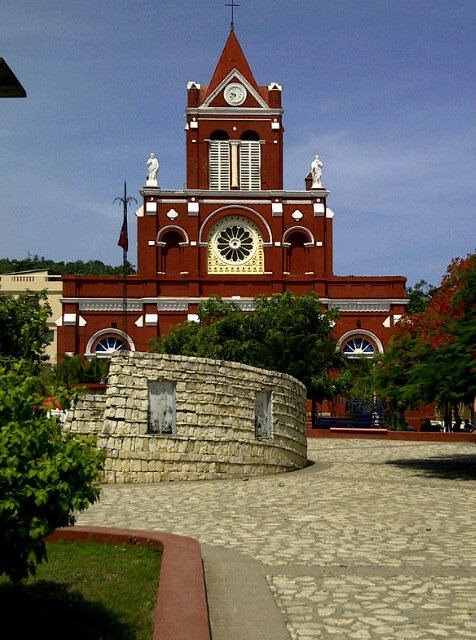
[[205, 30, 258, 99], [185, 29, 284, 191]]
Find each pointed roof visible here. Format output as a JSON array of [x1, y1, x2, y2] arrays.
[[205, 30, 259, 99]]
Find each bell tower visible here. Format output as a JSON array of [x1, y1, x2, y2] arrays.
[[185, 30, 284, 191]]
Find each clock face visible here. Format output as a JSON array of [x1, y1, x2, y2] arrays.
[[224, 83, 247, 106]]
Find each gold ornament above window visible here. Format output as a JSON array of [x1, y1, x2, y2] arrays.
[[207, 216, 264, 274]]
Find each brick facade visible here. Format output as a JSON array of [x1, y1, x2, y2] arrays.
[[58, 30, 407, 360]]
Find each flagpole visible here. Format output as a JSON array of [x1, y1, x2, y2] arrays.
[[115, 182, 137, 344]]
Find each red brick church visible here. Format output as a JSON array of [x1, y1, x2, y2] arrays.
[[58, 29, 407, 362]]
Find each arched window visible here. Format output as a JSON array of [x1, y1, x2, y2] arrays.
[[85, 329, 135, 358], [94, 335, 128, 355], [338, 331, 383, 359], [208, 131, 261, 191], [240, 130, 260, 141], [210, 130, 230, 140], [161, 230, 183, 275], [342, 337, 375, 357], [286, 231, 308, 274]]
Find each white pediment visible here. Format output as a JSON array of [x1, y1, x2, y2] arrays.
[[202, 69, 269, 109]]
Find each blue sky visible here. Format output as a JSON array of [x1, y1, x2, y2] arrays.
[[1, 0, 474, 285]]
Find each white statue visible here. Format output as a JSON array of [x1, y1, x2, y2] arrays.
[[311, 154, 323, 189], [146, 153, 159, 185]]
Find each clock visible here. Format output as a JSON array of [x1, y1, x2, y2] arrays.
[[224, 82, 247, 106]]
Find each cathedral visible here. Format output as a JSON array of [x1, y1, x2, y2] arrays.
[[58, 29, 407, 362]]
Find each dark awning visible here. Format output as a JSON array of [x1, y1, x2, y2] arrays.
[[0, 58, 26, 97]]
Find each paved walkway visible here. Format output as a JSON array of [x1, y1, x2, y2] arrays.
[[77, 439, 476, 639]]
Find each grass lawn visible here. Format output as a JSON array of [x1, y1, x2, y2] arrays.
[[0, 540, 161, 640]]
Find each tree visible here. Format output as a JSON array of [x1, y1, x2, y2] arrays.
[[377, 253, 476, 428], [406, 280, 436, 314], [151, 292, 347, 426], [0, 364, 104, 582], [0, 291, 51, 370], [0, 255, 135, 275]]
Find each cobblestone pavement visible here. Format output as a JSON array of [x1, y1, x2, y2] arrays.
[[77, 439, 476, 639]]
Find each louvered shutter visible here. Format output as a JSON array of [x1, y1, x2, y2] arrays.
[[240, 141, 261, 190], [209, 141, 230, 190]]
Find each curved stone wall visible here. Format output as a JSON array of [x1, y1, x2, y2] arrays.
[[64, 352, 307, 483]]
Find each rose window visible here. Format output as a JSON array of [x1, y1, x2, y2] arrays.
[[208, 215, 263, 273], [216, 225, 255, 263]]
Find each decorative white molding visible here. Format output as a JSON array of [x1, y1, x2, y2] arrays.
[[268, 83, 282, 91], [233, 300, 255, 311], [135, 205, 144, 217], [166, 208, 179, 220], [201, 199, 272, 205], [201, 69, 269, 110], [145, 313, 158, 326], [292, 209, 304, 221], [141, 189, 328, 199], [189, 121, 198, 129], [56, 313, 86, 327], [146, 202, 157, 213], [187, 81, 201, 89], [282, 225, 315, 244], [313, 203, 325, 216], [198, 205, 273, 245], [188, 202, 199, 215], [274, 241, 281, 247], [190, 241, 197, 246], [328, 300, 391, 312], [272, 202, 283, 215], [186, 107, 283, 117], [383, 314, 403, 327], [315, 241, 323, 247], [326, 207, 335, 219], [135, 315, 144, 327], [78, 300, 142, 312], [157, 225, 190, 244], [148, 240, 156, 246], [271, 121, 280, 130], [156, 300, 189, 311], [187, 313, 200, 323]]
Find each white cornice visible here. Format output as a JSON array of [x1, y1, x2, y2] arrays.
[[186, 108, 283, 116], [141, 189, 329, 199], [62, 296, 408, 315], [62, 298, 143, 312], [325, 298, 408, 312]]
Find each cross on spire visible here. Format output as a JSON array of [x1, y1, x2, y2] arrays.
[[225, 0, 240, 32]]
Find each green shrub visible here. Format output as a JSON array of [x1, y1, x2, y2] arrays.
[[53, 355, 110, 386], [0, 366, 105, 582]]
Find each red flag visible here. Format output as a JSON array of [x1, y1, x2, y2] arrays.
[[118, 215, 128, 251]]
